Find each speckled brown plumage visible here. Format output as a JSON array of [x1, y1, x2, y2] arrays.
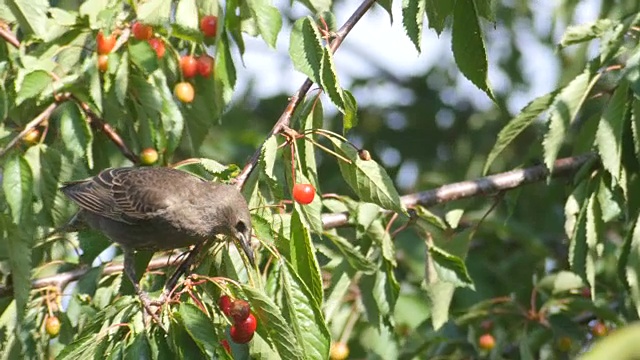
[[61, 167, 253, 322]]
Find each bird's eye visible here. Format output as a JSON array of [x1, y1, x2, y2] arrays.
[[235, 221, 247, 233]]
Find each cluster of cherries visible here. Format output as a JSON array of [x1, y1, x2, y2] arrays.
[[93, 15, 220, 166], [94, 14, 218, 105], [218, 295, 257, 346]]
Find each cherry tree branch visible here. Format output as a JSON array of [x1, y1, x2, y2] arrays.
[[0, 103, 57, 158], [320, 153, 598, 229], [0, 254, 182, 298], [234, 0, 378, 188], [0, 152, 599, 297], [0, 29, 139, 164]]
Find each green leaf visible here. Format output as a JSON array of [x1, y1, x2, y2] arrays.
[[452, 0, 495, 101], [178, 303, 218, 356], [128, 41, 160, 75], [475, 0, 494, 21], [567, 187, 589, 280], [241, 286, 305, 360], [247, 0, 282, 48], [15, 70, 52, 106], [0, 83, 7, 121], [168, 318, 207, 359], [151, 71, 184, 155], [213, 33, 236, 114], [428, 244, 474, 288], [320, 48, 345, 112], [323, 232, 376, 273], [3, 155, 33, 225], [259, 135, 282, 197], [360, 263, 399, 330], [342, 89, 358, 133], [175, 0, 199, 32], [289, 17, 323, 83], [620, 214, 640, 317], [5, 0, 49, 39], [483, 90, 559, 174], [59, 102, 93, 165], [2, 156, 33, 320], [633, 99, 640, 161], [115, 51, 129, 106], [293, 105, 324, 233], [402, 0, 425, 52], [278, 260, 331, 360], [136, 0, 171, 26], [125, 333, 151, 360], [585, 194, 602, 295], [286, 211, 324, 305], [536, 271, 585, 295], [328, 136, 406, 215], [559, 19, 617, 48], [377, 0, 393, 22], [424, 228, 473, 329], [425, 0, 453, 35], [414, 206, 448, 230], [543, 68, 600, 171], [595, 80, 629, 181], [366, 219, 397, 266]]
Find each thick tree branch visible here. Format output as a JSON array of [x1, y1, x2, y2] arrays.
[[320, 153, 598, 229], [0, 255, 182, 298], [234, 0, 378, 188], [0, 152, 598, 297]]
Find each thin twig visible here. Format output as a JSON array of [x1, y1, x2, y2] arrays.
[[0, 103, 57, 158], [234, 0, 378, 189], [1, 29, 138, 164]]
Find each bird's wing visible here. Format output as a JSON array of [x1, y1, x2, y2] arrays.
[[60, 168, 126, 222], [61, 168, 172, 223]]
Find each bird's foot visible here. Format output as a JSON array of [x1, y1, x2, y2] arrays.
[[137, 291, 166, 332]]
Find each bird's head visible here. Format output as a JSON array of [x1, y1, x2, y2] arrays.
[[208, 185, 255, 267]]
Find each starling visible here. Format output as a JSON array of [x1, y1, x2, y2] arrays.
[[61, 167, 254, 320]]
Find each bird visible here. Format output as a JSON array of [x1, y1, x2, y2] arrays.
[[60, 166, 254, 322]]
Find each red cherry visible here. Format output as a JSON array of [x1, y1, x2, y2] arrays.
[[478, 333, 495, 350], [132, 21, 153, 40], [140, 148, 158, 165], [556, 336, 572, 352], [220, 339, 231, 353], [229, 299, 250, 323], [196, 55, 214, 77], [591, 321, 608, 337], [98, 54, 109, 72], [96, 31, 116, 54], [293, 183, 315, 204], [230, 313, 257, 344], [22, 128, 40, 145], [174, 82, 195, 103], [180, 55, 198, 78], [45, 316, 61, 337], [330, 342, 349, 360], [147, 38, 165, 58], [200, 15, 218, 37], [218, 295, 232, 316]]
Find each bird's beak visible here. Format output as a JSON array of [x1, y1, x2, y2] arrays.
[[234, 229, 255, 267]]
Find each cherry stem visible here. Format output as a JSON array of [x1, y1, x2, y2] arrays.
[[303, 136, 352, 164], [290, 137, 297, 185]]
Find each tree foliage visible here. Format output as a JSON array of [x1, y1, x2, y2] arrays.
[[1, 0, 640, 359]]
